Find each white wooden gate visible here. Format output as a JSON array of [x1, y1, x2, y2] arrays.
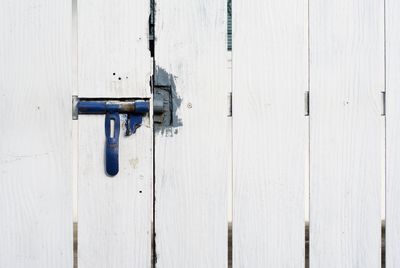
[[1, 0, 400, 267]]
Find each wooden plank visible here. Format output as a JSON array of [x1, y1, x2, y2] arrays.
[[78, 116, 152, 267], [386, 0, 400, 266], [309, 1, 384, 266], [0, 1, 73, 267], [154, 0, 229, 266], [78, 0, 152, 98], [77, 0, 153, 267], [232, 0, 308, 266]]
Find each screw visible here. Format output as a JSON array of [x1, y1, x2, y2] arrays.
[[187, 102, 192, 109]]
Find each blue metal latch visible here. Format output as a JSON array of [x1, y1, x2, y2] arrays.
[[75, 99, 149, 176]]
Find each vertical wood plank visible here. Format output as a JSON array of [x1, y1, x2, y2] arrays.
[[78, 0, 152, 98], [77, 0, 153, 267], [386, 0, 400, 266], [154, 0, 229, 266], [0, 1, 73, 267], [78, 117, 152, 267], [232, 0, 308, 266], [309, 1, 384, 266]]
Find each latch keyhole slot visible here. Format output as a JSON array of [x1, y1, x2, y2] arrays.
[[110, 118, 115, 138]]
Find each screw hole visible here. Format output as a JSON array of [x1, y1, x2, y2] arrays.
[[113, 73, 116, 75], [139, 191, 142, 193]]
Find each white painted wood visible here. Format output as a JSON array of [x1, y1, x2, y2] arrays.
[[154, 0, 229, 266], [78, 0, 152, 98], [78, 116, 152, 267], [309, 1, 384, 266], [77, 1, 153, 267], [386, 0, 400, 266], [0, 1, 73, 267], [232, 0, 308, 266]]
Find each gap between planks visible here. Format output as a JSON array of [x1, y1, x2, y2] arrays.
[[73, 221, 386, 267]]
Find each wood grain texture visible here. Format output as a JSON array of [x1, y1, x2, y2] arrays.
[[78, 0, 152, 98], [309, 0, 384, 266], [232, 0, 308, 266], [386, 0, 400, 266], [0, 0, 73, 267], [154, 0, 229, 266], [77, 1, 153, 267], [78, 116, 152, 268]]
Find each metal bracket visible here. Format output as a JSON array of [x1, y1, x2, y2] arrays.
[[227, 92, 232, 117], [381, 91, 386, 116], [73, 98, 149, 176], [154, 85, 173, 126], [305, 91, 310, 116]]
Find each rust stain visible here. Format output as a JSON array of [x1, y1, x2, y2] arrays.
[[129, 158, 139, 169]]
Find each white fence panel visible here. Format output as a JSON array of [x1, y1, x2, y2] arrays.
[[154, 0, 230, 266], [309, 0, 384, 266], [1, 1, 395, 267], [386, 0, 400, 266], [78, 0, 151, 98], [233, 0, 308, 267], [0, 0, 73, 267], [77, 0, 153, 267]]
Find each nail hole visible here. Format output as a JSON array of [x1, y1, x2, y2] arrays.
[[113, 73, 116, 75], [139, 191, 142, 193], [118, 77, 122, 80]]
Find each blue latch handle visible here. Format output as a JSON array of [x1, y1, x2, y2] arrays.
[[76, 100, 149, 176], [105, 113, 120, 176]]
